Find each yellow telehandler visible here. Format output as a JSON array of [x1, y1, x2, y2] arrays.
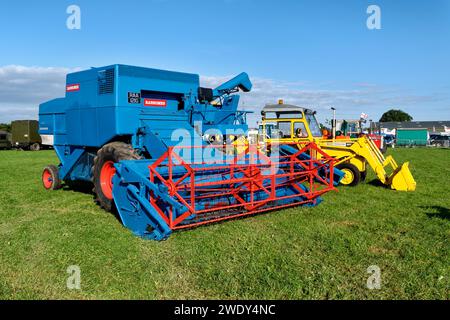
[[258, 101, 416, 191]]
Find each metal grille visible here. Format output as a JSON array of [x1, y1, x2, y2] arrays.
[[98, 68, 115, 95]]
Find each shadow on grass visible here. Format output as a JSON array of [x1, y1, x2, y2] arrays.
[[420, 206, 450, 220], [63, 181, 127, 224], [62, 180, 94, 194], [366, 179, 388, 188]]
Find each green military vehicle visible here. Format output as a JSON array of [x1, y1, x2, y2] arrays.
[[11, 120, 42, 151], [0, 130, 12, 150]]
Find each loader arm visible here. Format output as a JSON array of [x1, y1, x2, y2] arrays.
[[315, 136, 415, 191]]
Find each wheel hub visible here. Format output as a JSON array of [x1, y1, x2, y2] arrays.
[[100, 161, 116, 200], [340, 168, 354, 185], [42, 169, 53, 189]]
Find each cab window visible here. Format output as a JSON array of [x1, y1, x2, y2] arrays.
[[278, 113, 303, 119], [305, 113, 322, 137], [293, 122, 308, 138], [274, 121, 291, 139]]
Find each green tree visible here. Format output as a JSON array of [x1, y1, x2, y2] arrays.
[[0, 123, 11, 132], [379, 109, 413, 122]]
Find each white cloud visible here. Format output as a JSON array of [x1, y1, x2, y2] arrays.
[[0, 65, 77, 122], [201, 75, 449, 125], [0, 65, 447, 125]]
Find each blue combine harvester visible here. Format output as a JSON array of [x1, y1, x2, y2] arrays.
[[39, 64, 341, 240]]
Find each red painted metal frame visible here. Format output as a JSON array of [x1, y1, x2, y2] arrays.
[[148, 142, 336, 230]]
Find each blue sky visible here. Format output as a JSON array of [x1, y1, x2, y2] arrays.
[[0, 0, 449, 125]]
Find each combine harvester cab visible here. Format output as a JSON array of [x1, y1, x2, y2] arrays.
[[39, 65, 340, 240], [259, 101, 416, 191]]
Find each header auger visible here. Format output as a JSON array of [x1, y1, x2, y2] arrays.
[[39, 65, 341, 240]]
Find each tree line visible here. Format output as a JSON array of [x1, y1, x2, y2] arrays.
[[0, 123, 11, 132]]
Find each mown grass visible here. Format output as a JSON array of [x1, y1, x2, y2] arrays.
[[0, 148, 448, 299]]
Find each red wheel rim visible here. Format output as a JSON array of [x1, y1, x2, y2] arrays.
[[100, 161, 116, 200], [42, 169, 53, 189]]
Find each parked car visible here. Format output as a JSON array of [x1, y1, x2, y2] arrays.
[[430, 134, 449, 147], [383, 134, 395, 146]]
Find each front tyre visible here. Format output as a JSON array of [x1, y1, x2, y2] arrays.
[[30, 143, 41, 151], [42, 165, 62, 190], [92, 142, 140, 212]]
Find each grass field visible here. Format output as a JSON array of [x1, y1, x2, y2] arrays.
[[0, 148, 448, 299]]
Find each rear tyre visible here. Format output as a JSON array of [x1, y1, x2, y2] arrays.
[[336, 163, 360, 186], [42, 165, 62, 190], [360, 170, 367, 182], [92, 142, 140, 212], [360, 159, 368, 182], [30, 143, 41, 151]]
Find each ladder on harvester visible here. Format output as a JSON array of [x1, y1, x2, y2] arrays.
[[348, 136, 416, 191]]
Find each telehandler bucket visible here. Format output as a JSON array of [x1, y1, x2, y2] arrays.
[[387, 161, 416, 191]]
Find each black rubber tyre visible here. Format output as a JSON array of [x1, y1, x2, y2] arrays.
[[42, 165, 62, 190], [360, 170, 367, 182], [30, 143, 41, 151], [92, 142, 140, 212], [336, 163, 361, 187]]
